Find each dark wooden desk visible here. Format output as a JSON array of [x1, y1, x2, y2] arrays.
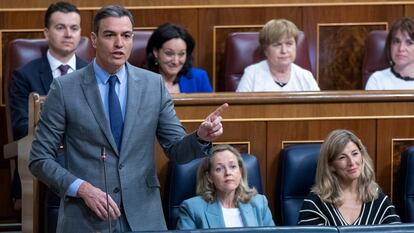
[[156, 91, 414, 218]]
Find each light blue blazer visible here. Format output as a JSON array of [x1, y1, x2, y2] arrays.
[[177, 194, 275, 229]]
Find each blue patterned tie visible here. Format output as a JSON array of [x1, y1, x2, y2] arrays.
[[108, 75, 123, 150]]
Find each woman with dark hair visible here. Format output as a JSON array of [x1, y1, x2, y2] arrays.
[[366, 17, 414, 90], [177, 144, 275, 229], [145, 23, 212, 93], [298, 129, 401, 226]]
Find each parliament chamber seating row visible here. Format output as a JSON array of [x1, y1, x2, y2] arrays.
[[2, 30, 401, 233], [14, 92, 414, 232], [165, 143, 414, 228], [3, 29, 390, 97]]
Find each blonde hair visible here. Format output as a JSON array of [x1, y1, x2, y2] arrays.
[[196, 144, 257, 206], [312, 129, 378, 206], [259, 19, 299, 50]]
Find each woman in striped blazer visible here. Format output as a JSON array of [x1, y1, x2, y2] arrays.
[[298, 129, 401, 226]]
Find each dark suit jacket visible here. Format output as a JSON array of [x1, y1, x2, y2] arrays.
[[9, 55, 88, 140], [29, 63, 208, 232]]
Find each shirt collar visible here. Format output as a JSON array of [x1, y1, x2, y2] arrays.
[[46, 50, 76, 71], [93, 59, 127, 84]]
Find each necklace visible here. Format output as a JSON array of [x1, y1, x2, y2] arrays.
[[274, 80, 287, 87], [391, 66, 414, 81]]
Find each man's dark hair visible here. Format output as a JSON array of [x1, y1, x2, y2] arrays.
[[44, 1, 80, 28], [93, 5, 134, 34]]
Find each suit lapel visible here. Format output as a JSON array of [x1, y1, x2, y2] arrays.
[[80, 63, 119, 154], [39, 56, 54, 93], [205, 201, 225, 228], [239, 202, 258, 226], [120, 63, 142, 152]]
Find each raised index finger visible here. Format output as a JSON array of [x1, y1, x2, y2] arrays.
[[208, 103, 229, 119]]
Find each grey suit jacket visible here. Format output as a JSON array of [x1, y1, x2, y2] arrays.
[[29, 63, 208, 232], [177, 195, 275, 229]]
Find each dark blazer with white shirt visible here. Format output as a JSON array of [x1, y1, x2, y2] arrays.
[[9, 55, 88, 140]]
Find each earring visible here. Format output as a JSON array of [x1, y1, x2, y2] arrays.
[[154, 58, 159, 66]]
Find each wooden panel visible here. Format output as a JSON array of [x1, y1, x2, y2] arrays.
[[405, 4, 414, 16], [303, 5, 403, 90], [318, 23, 387, 90], [1, 0, 414, 9], [377, 119, 414, 198]]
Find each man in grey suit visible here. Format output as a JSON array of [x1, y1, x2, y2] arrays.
[[29, 4, 227, 233]]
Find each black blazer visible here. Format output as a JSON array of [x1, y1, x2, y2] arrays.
[[9, 55, 88, 140]]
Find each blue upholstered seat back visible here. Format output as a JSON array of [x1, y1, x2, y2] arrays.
[[165, 153, 263, 230], [277, 143, 321, 226], [397, 146, 414, 223]]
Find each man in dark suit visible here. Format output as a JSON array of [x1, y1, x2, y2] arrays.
[[29, 4, 227, 233], [9, 1, 86, 141], [8, 2, 87, 231]]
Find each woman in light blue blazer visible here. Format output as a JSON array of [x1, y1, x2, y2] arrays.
[[177, 144, 275, 229]]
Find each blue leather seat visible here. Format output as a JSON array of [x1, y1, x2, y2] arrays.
[[396, 146, 414, 223], [277, 143, 321, 226], [164, 153, 263, 230]]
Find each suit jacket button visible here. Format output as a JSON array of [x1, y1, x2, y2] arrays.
[[113, 187, 120, 193], [118, 164, 124, 169]]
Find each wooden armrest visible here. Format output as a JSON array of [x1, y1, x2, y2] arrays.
[[19, 134, 39, 233], [3, 140, 18, 159], [19, 92, 43, 233]]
